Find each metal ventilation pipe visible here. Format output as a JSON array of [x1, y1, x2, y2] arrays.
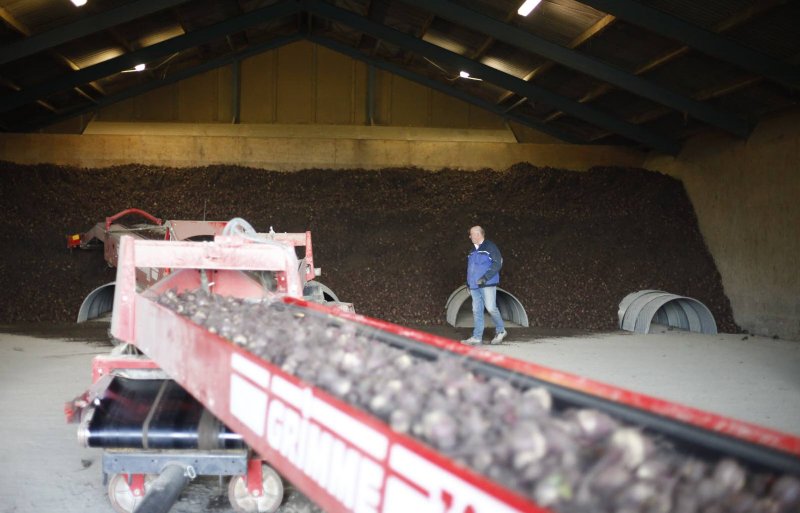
[[618, 290, 717, 334], [445, 285, 529, 328]]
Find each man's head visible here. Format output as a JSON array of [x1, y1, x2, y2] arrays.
[[469, 226, 485, 245]]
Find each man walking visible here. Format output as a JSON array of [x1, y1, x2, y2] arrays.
[[462, 226, 507, 345]]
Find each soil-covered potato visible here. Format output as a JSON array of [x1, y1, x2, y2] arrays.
[[0, 161, 737, 332]]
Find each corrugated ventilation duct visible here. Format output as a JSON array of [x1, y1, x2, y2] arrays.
[[303, 280, 340, 302], [77, 282, 116, 322], [445, 285, 529, 328], [618, 290, 717, 334]]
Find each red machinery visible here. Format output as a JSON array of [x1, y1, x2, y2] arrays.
[[67, 229, 800, 513], [69, 208, 347, 323]]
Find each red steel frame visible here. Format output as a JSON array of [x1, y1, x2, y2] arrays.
[[71, 208, 318, 284], [108, 235, 800, 513]]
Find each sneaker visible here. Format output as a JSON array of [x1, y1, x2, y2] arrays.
[[490, 331, 507, 344], [461, 337, 482, 345]]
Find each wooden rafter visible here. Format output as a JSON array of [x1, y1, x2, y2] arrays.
[[403, 13, 435, 65], [0, 76, 56, 113], [469, 8, 519, 61], [0, 6, 104, 101], [545, 0, 786, 125], [0, 6, 28, 34], [588, 75, 768, 142], [497, 13, 616, 106]]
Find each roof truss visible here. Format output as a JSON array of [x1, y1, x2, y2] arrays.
[[0, 0, 796, 154]]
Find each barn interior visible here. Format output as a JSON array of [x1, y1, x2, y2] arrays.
[[0, 1, 798, 512]]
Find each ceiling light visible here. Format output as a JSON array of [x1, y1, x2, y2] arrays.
[[517, 0, 542, 16], [459, 71, 470, 78], [70, 0, 88, 6], [122, 63, 147, 73]]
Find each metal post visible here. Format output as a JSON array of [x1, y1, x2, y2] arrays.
[[232, 59, 241, 124], [367, 64, 375, 126]]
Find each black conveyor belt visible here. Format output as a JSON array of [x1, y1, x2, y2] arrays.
[[84, 377, 243, 449]]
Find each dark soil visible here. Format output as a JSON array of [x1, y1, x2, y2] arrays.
[[0, 161, 738, 332], [0, 321, 112, 344]]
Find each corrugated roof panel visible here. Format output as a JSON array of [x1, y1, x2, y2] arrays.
[[644, 50, 756, 98], [68, 45, 125, 69], [530, 64, 605, 101], [41, 85, 86, 107], [724, 2, 800, 61], [375, 40, 406, 59], [2, 97, 53, 126], [548, 113, 602, 140], [640, 110, 709, 142], [0, 53, 62, 87], [245, 17, 298, 42], [590, 89, 663, 121], [2, 0, 130, 34], [311, 17, 361, 45], [637, 0, 756, 30], [373, 0, 432, 34], [514, 97, 559, 119], [110, 10, 185, 49], [710, 81, 796, 119], [54, 32, 125, 69], [456, 0, 516, 21], [480, 40, 546, 79], [174, 0, 237, 31], [422, 30, 470, 56], [423, 18, 486, 56], [515, 0, 609, 47], [577, 20, 683, 73], [330, 0, 369, 15], [136, 25, 185, 49]]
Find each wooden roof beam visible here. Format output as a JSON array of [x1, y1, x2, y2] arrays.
[[0, 0, 191, 66], [306, 0, 680, 153], [577, 0, 800, 89], [0, 7, 103, 102], [498, 13, 615, 107], [544, 0, 786, 124], [403, 0, 749, 137], [0, 0, 301, 115]]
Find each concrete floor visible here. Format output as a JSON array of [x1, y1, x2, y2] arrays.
[[0, 324, 798, 513], [490, 329, 800, 436], [0, 326, 319, 513]]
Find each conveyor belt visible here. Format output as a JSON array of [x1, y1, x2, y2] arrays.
[[351, 313, 800, 476], [151, 289, 800, 513], [104, 233, 800, 513], [81, 377, 244, 450]]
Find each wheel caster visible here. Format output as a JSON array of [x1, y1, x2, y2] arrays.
[[228, 464, 283, 513], [107, 473, 154, 513]]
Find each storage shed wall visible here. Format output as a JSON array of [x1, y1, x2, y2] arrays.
[[94, 40, 547, 138], [646, 108, 800, 341]]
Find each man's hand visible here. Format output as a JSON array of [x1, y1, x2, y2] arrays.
[[477, 277, 486, 286]]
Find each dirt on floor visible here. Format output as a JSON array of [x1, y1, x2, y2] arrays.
[[0, 161, 738, 332]]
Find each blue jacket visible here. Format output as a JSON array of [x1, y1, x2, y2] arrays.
[[467, 239, 502, 289]]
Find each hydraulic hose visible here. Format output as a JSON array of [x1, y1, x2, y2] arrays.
[[133, 464, 194, 513]]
